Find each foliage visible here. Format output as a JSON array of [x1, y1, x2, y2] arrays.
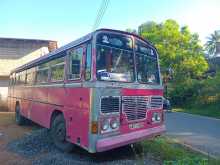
[[138, 19, 208, 81], [168, 70, 220, 107], [196, 71, 220, 105], [134, 137, 211, 162], [205, 31, 220, 56], [125, 28, 137, 34], [136, 19, 210, 106], [132, 137, 220, 165], [168, 78, 201, 106], [173, 103, 220, 119]]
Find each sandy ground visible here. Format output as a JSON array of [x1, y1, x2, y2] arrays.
[[0, 112, 161, 165], [0, 112, 33, 165]]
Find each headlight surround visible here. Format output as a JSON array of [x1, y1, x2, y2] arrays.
[[110, 118, 119, 129], [100, 117, 120, 133], [101, 119, 110, 131], [152, 112, 161, 122]]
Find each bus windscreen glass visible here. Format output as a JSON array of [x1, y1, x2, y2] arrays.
[[136, 40, 160, 84], [96, 33, 134, 82]]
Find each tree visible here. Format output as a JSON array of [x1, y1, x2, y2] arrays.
[[205, 31, 220, 57], [125, 28, 137, 34], [138, 19, 208, 81]]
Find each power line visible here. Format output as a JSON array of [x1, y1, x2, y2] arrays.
[[94, 0, 107, 26], [92, 0, 110, 31], [92, 0, 109, 31], [95, 0, 109, 29]]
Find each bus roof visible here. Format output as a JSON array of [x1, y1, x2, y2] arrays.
[[11, 28, 152, 74]]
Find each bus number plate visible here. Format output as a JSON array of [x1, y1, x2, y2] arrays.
[[129, 122, 144, 129]]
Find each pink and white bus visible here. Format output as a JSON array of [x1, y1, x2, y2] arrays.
[[8, 29, 165, 153]]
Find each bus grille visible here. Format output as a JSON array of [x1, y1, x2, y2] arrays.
[[122, 96, 149, 121], [150, 96, 163, 109], [101, 96, 120, 114]]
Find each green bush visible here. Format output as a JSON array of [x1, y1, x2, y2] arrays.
[[197, 72, 220, 105], [168, 78, 201, 106], [169, 70, 220, 107]]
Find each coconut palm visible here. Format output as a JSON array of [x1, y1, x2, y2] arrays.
[[205, 31, 220, 57]]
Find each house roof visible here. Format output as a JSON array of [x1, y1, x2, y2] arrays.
[[0, 37, 56, 43]]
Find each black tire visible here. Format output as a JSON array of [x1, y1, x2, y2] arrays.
[[15, 104, 26, 125], [50, 114, 74, 152]]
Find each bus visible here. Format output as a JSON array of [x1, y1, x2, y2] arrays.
[[8, 29, 165, 153]]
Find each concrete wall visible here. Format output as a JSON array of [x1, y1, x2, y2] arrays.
[[0, 77, 9, 100], [0, 38, 57, 111], [0, 47, 49, 103], [0, 39, 50, 59], [0, 77, 9, 111]]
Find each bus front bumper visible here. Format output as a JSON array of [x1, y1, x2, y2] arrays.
[[96, 124, 166, 152]]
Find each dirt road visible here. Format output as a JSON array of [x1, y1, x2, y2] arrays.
[[0, 112, 160, 165], [0, 112, 33, 165]]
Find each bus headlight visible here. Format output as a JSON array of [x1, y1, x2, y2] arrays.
[[152, 116, 156, 122], [110, 118, 119, 129], [101, 119, 109, 131], [152, 113, 161, 122]]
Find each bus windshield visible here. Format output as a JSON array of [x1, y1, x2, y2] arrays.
[[96, 33, 135, 82], [136, 40, 160, 84], [96, 32, 160, 84]]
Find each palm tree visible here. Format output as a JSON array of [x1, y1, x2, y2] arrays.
[[205, 31, 220, 57]]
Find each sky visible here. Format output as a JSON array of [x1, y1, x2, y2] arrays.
[[0, 0, 220, 46]]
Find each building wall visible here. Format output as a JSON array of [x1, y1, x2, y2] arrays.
[[0, 76, 9, 111], [0, 38, 57, 111], [0, 39, 50, 59], [0, 77, 9, 100], [0, 47, 49, 104]]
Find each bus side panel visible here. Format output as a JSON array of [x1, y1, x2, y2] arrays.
[[62, 87, 90, 149], [48, 87, 65, 106], [18, 86, 30, 117], [20, 99, 30, 117], [30, 87, 50, 127]]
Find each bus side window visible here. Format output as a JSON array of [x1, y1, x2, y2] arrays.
[[26, 68, 35, 85], [14, 73, 16, 85], [50, 57, 65, 82], [16, 73, 20, 85], [20, 71, 25, 85], [36, 62, 50, 83], [85, 43, 92, 80], [67, 47, 83, 80]]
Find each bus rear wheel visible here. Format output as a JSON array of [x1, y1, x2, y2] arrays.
[[50, 114, 74, 152], [15, 104, 26, 125]]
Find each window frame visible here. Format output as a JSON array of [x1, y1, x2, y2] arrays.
[[135, 38, 161, 85], [67, 45, 85, 81], [85, 42, 92, 81], [95, 44, 135, 83], [25, 67, 36, 86], [35, 66, 49, 84], [49, 57, 65, 83]]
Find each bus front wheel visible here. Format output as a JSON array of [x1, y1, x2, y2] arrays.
[[15, 104, 26, 125], [50, 114, 74, 152]]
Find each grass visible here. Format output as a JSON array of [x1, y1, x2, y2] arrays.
[[133, 136, 220, 165], [173, 103, 220, 119]]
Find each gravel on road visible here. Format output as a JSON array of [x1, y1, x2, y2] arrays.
[[7, 128, 161, 165]]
